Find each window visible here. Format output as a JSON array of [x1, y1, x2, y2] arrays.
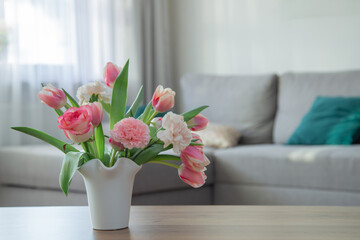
[[4, 0, 77, 65]]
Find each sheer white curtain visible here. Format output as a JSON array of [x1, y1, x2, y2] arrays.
[[0, 0, 140, 146]]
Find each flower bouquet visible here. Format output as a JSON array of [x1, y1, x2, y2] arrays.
[[12, 60, 210, 230]]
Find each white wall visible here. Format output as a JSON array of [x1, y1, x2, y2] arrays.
[[169, 0, 360, 80]]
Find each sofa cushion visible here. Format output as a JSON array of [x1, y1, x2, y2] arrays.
[[180, 73, 278, 144], [0, 145, 215, 194], [214, 144, 360, 192], [274, 70, 360, 144], [214, 184, 360, 206]]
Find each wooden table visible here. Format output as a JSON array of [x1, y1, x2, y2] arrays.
[[0, 206, 360, 239]]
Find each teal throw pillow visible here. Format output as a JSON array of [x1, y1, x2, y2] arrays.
[[326, 110, 360, 144], [286, 96, 360, 145]]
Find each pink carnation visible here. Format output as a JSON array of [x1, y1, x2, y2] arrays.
[[110, 117, 150, 149]]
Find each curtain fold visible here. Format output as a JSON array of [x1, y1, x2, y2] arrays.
[[0, 0, 139, 146], [134, 0, 175, 104]]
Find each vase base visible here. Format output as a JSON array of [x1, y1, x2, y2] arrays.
[[93, 226, 129, 231]]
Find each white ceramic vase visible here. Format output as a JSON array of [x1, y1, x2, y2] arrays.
[[78, 158, 142, 230]]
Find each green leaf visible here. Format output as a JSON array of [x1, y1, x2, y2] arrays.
[[147, 160, 179, 169], [125, 85, 144, 118], [150, 154, 181, 162], [110, 60, 129, 129], [149, 126, 158, 139], [100, 100, 111, 115], [133, 143, 165, 165], [95, 123, 105, 162], [101, 146, 110, 167], [103, 153, 110, 167], [182, 105, 209, 122], [190, 142, 204, 146], [62, 89, 80, 108], [128, 147, 140, 157], [138, 100, 152, 122], [59, 152, 87, 196], [11, 127, 79, 153]]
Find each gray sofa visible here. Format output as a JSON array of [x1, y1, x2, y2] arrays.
[[1, 70, 360, 206]]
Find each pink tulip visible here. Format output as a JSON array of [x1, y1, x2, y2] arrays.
[[180, 146, 210, 172], [63, 125, 94, 143], [178, 164, 207, 188], [180, 135, 210, 172], [88, 102, 103, 127], [109, 138, 125, 151], [38, 84, 67, 109], [152, 85, 175, 113], [104, 62, 121, 88], [151, 117, 163, 129], [188, 114, 209, 131], [58, 105, 93, 143]]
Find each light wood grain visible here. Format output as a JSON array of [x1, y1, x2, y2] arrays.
[[0, 206, 360, 240]]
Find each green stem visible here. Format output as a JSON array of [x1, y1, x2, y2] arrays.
[[109, 149, 116, 167], [146, 111, 158, 125], [87, 142, 96, 157], [65, 103, 72, 109], [80, 142, 90, 153], [92, 133, 99, 159], [148, 160, 179, 169], [54, 108, 64, 116]]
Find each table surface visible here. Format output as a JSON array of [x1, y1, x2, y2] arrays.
[[0, 206, 360, 240]]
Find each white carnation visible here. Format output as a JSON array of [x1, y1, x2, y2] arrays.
[[76, 81, 111, 105], [157, 112, 192, 154]]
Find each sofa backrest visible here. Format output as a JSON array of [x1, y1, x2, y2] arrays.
[[273, 70, 360, 144], [180, 73, 278, 144]]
